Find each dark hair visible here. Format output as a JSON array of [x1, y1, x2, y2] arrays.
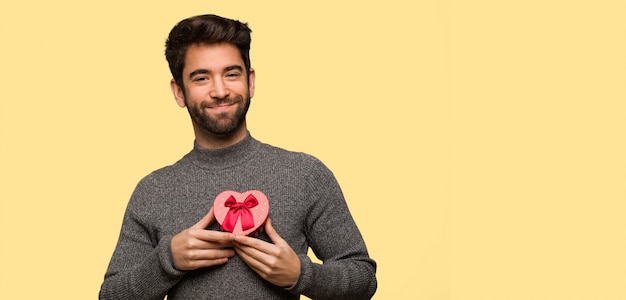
[[165, 14, 252, 89]]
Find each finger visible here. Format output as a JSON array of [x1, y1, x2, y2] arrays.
[[233, 234, 275, 262], [192, 207, 216, 229], [190, 258, 229, 269], [234, 246, 270, 274], [193, 230, 235, 247], [264, 218, 288, 247], [191, 248, 236, 260], [232, 233, 272, 252], [177, 249, 235, 270]]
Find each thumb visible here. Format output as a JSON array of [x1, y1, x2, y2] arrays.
[[264, 218, 287, 246], [192, 207, 216, 229]]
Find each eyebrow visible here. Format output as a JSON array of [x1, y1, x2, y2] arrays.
[[188, 65, 245, 79]]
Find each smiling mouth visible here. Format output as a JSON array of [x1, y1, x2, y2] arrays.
[[203, 96, 243, 111], [206, 103, 236, 112], [205, 101, 235, 108]]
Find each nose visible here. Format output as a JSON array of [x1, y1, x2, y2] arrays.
[[209, 78, 230, 99]]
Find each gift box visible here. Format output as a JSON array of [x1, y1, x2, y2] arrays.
[[213, 190, 269, 236]]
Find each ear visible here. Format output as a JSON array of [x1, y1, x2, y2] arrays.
[[248, 68, 256, 98], [170, 79, 186, 108]]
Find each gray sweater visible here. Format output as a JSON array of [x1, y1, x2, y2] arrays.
[[100, 133, 377, 299]]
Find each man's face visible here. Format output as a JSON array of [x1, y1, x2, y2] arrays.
[[173, 43, 255, 137]]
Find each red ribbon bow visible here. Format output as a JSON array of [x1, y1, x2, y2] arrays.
[[221, 194, 258, 232]]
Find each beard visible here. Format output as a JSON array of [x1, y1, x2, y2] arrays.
[[186, 94, 251, 135]]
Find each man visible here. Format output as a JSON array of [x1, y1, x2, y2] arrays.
[[100, 14, 377, 300]]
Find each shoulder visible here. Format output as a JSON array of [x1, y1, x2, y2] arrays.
[[257, 142, 328, 169], [131, 153, 194, 195], [255, 142, 337, 183]]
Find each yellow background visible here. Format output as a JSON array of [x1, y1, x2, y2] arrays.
[[1, 0, 625, 299]]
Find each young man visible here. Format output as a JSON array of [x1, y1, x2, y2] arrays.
[[100, 14, 377, 300]]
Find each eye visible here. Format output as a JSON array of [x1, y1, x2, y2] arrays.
[[226, 72, 241, 79]]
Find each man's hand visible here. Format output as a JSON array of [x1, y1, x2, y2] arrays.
[[232, 218, 301, 287], [171, 208, 235, 270]]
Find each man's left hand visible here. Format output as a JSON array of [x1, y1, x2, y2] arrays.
[[231, 218, 301, 287]]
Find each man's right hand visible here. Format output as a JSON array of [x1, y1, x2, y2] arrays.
[[171, 207, 235, 270]]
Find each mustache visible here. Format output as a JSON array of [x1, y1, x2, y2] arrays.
[[201, 95, 243, 108]]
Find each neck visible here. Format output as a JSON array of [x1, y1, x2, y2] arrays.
[[193, 121, 249, 150], [189, 132, 258, 170]]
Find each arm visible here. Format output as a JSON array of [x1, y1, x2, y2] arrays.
[[99, 205, 184, 300], [293, 160, 378, 300], [235, 157, 377, 299], [100, 189, 234, 299]]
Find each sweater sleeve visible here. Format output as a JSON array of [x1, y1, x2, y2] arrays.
[[289, 157, 378, 299], [99, 180, 186, 300]]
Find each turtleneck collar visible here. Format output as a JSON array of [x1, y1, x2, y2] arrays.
[[188, 132, 260, 170]]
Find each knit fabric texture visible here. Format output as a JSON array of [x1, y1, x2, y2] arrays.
[[99, 133, 377, 299]]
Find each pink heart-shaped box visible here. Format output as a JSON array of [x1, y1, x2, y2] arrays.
[[213, 190, 269, 236]]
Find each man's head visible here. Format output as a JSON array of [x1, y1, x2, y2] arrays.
[[165, 14, 252, 91], [165, 15, 255, 148]]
